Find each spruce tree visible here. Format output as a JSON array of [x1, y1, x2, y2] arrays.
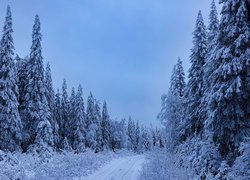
[[201, 0, 220, 137], [72, 85, 86, 153], [135, 121, 141, 153], [101, 101, 111, 151], [158, 58, 185, 130], [206, 0, 250, 159], [45, 62, 59, 147], [184, 11, 207, 137], [61, 79, 69, 140], [54, 89, 63, 148], [22, 15, 53, 151], [16, 55, 28, 113], [175, 58, 186, 97], [86, 92, 98, 149], [28, 118, 54, 158], [94, 100, 103, 152], [0, 6, 22, 152], [66, 87, 76, 145]]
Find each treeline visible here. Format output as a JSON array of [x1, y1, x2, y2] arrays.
[[158, 0, 250, 179], [0, 6, 165, 155]]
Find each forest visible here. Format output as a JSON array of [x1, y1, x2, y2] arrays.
[[0, 0, 250, 179]]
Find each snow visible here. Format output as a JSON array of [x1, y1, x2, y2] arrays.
[[82, 154, 145, 180], [140, 149, 193, 180], [0, 149, 135, 180]]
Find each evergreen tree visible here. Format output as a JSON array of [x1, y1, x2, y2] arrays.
[[54, 89, 63, 148], [184, 11, 207, 137], [206, 0, 250, 159], [140, 126, 153, 152], [94, 100, 103, 152], [0, 6, 22, 152], [28, 118, 54, 159], [16, 55, 28, 113], [86, 92, 98, 149], [61, 79, 69, 140], [101, 101, 111, 151], [66, 87, 76, 145], [201, 0, 219, 128], [71, 85, 86, 153], [22, 15, 52, 151], [230, 138, 250, 179], [158, 58, 185, 130], [127, 117, 136, 151], [110, 119, 128, 150], [135, 121, 141, 152], [45, 62, 59, 147], [175, 58, 186, 97]]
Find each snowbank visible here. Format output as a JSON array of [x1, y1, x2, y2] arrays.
[[140, 149, 193, 180], [0, 149, 134, 180]]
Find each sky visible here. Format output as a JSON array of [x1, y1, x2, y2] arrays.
[[0, 0, 221, 126]]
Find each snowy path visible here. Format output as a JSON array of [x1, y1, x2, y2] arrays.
[[82, 155, 145, 180]]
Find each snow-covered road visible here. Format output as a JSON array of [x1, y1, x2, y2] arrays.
[[82, 155, 145, 180]]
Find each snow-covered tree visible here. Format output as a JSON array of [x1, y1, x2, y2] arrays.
[[71, 85, 86, 153], [201, 0, 220, 129], [65, 87, 76, 145], [158, 59, 186, 149], [86, 93, 98, 150], [158, 58, 185, 137], [206, 0, 250, 159], [207, 0, 219, 47], [101, 101, 111, 151], [21, 15, 52, 151], [134, 121, 141, 152], [174, 58, 186, 97], [0, 6, 22, 152], [16, 55, 28, 112], [140, 126, 153, 152], [110, 119, 128, 150], [61, 79, 69, 140], [54, 89, 63, 148], [94, 100, 103, 152], [28, 119, 54, 159], [184, 11, 207, 138], [45, 62, 59, 147], [127, 117, 136, 151], [230, 138, 250, 179]]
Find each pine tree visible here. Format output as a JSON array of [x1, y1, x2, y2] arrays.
[[71, 85, 86, 153], [0, 6, 22, 152], [206, 0, 250, 159], [101, 101, 111, 151], [22, 15, 53, 151], [184, 11, 207, 137], [45, 62, 59, 147]]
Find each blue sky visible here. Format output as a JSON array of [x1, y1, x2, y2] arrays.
[[0, 0, 221, 126]]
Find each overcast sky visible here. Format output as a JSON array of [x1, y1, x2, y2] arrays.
[[0, 0, 221, 126]]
